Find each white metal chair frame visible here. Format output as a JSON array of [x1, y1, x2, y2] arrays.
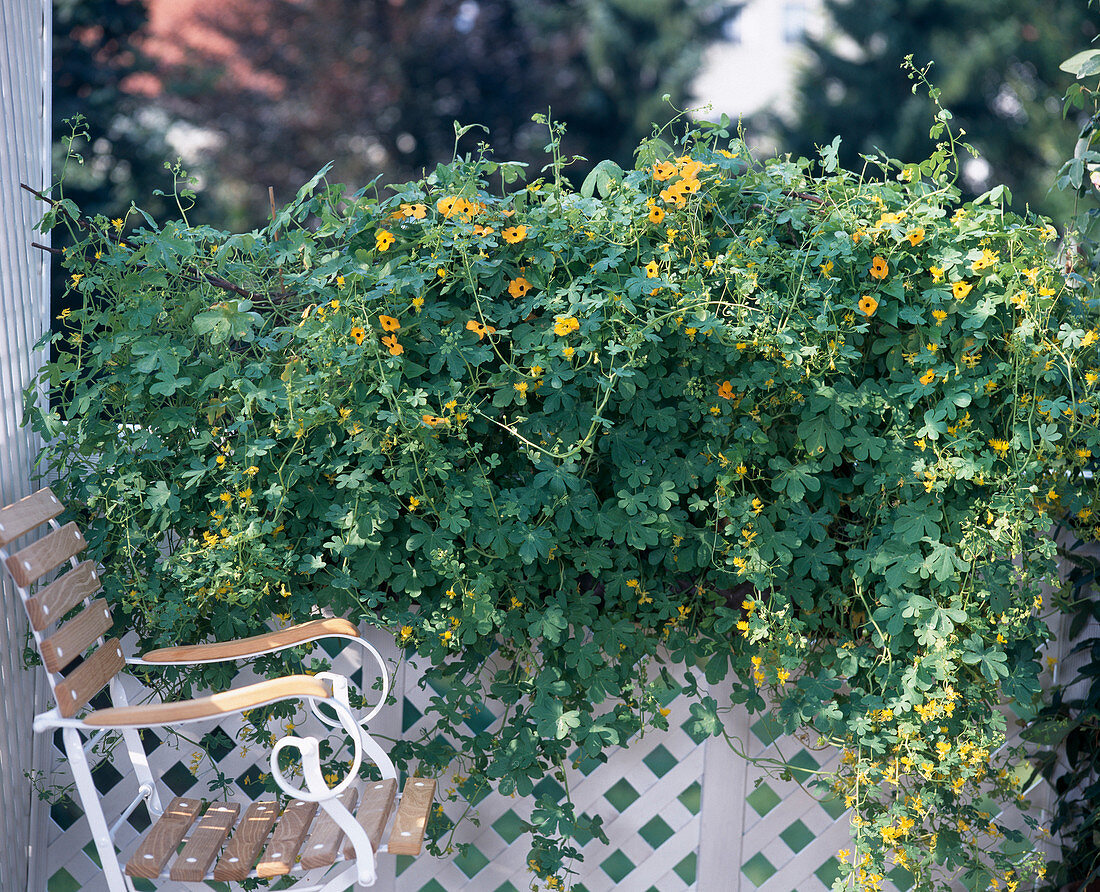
[[0, 488, 421, 891]]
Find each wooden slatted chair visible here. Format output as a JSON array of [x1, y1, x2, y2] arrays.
[[0, 487, 435, 891]]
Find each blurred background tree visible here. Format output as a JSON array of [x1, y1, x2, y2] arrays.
[[765, 0, 1098, 218], [133, 0, 734, 226], [52, 0, 175, 221]]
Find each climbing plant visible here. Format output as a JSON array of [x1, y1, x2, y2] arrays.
[[32, 108, 1100, 889]]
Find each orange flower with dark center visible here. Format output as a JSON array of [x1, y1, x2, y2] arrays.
[[350, 326, 366, 345], [403, 203, 427, 219], [858, 296, 879, 317], [421, 414, 447, 427], [648, 205, 666, 224], [645, 261, 659, 278], [381, 334, 403, 356], [502, 225, 527, 244], [437, 196, 460, 218], [379, 314, 400, 332], [869, 256, 889, 280], [465, 319, 495, 340], [717, 381, 734, 400], [919, 369, 936, 385], [508, 277, 532, 298], [653, 161, 677, 181], [375, 230, 395, 252]]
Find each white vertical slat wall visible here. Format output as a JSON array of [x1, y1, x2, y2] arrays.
[[0, 0, 52, 888]]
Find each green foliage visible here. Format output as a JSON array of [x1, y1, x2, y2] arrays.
[[1029, 543, 1100, 892], [34, 118, 1100, 889]]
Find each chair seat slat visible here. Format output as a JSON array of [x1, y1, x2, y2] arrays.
[[0, 487, 62, 546], [343, 778, 397, 860], [41, 599, 113, 673], [256, 799, 318, 877], [25, 560, 101, 631], [212, 801, 278, 881], [300, 787, 358, 869], [55, 638, 124, 717], [6, 521, 86, 587], [125, 796, 202, 878], [169, 802, 241, 881], [387, 778, 435, 856]]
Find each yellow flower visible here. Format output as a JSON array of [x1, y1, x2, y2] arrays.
[[437, 267, 447, 278], [436, 195, 461, 218], [989, 438, 1010, 455], [734, 463, 747, 476], [514, 382, 528, 395], [58, 307, 72, 320], [554, 315, 580, 336], [219, 492, 233, 504], [919, 369, 936, 385], [1038, 285, 1056, 297], [245, 466, 259, 475], [408, 496, 420, 510], [652, 161, 677, 181], [379, 314, 401, 332], [216, 455, 226, 466], [350, 325, 366, 345], [508, 277, 532, 298], [869, 256, 889, 280], [776, 668, 790, 684], [648, 204, 666, 224], [375, 230, 395, 252], [70, 273, 84, 286], [906, 228, 925, 246], [502, 225, 527, 244], [932, 309, 947, 324], [858, 295, 878, 316], [382, 334, 404, 355], [970, 247, 999, 272], [111, 218, 124, 232], [645, 260, 659, 278], [329, 299, 340, 310], [930, 265, 945, 282], [412, 295, 424, 312], [952, 280, 973, 299], [562, 346, 575, 359], [238, 487, 252, 501], [820, 260, 834, 276]]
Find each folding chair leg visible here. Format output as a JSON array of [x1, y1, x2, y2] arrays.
[[63, 727, 130, 892]]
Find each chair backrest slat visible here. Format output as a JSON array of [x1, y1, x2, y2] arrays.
[[41, 599, 114, 674], [6, 521, 87, 588], [55, 637, 124, 717], [25, 560, 102, 631], [0, 487, 63, 547]]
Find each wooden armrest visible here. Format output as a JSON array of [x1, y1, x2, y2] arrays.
[[83, 675, 331, 727], [138, 618, 360, 664]]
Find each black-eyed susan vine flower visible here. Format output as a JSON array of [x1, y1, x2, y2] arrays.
[[502, 225, 527, 244], [379, 314, 400, 332], [376, 229, 396, 251], [869, 256, 889, 280], [858, 295, 879, 316], [508, 277, 532, 298], [381, 334, 403, 355], [553, 316, 579, 336], [350, 325, 366, 345]]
